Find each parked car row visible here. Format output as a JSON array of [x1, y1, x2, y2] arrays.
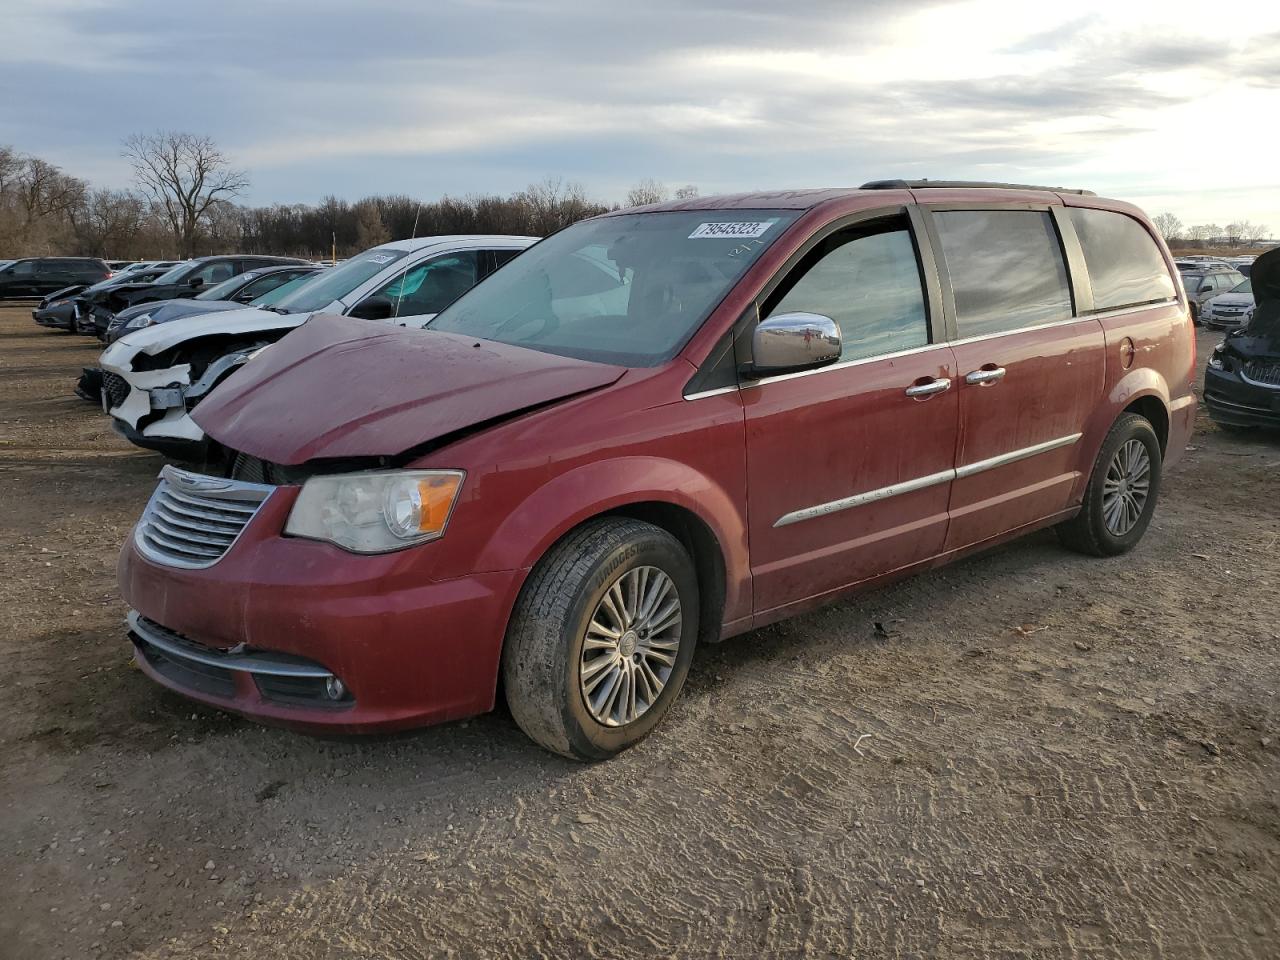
[[96, 236, 533, 456]]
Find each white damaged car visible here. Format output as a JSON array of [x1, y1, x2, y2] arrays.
[[98, 235, 535, 459]]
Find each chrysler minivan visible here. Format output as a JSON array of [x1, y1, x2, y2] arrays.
[[118, 181, 1196, 760]]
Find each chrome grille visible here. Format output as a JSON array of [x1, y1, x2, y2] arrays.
[[1242, 360, 1280, 388], [134, 465, 273, 568], [102, 372, 130, 408]]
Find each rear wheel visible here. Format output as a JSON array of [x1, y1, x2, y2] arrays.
[[1058, 413, 1162, 557], [502, 518, 699, 760]]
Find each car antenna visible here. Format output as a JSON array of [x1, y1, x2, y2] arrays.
[[411, 203, 422, 240]]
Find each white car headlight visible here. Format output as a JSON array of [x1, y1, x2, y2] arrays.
[[124, 313, 154, 330], [284, 470, 464, 553]]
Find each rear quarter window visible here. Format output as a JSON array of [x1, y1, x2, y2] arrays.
[[1068, 208, 1176, 311]]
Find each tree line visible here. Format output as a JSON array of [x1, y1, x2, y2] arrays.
[[0, 133, 700, 261], [1150, 212, 1270, 249]]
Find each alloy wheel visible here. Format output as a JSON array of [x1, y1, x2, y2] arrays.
[[1102, 438, 1151, 536], [579, 565, 682, 727]]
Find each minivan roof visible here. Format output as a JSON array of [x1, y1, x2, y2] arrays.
[[613, 182, 1120, 217]]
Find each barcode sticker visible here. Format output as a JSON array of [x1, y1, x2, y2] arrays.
[[688, 221, 775, 239]]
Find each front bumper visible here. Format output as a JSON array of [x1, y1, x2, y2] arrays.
[[1204, 365, 1280, 428], [33, 305, 74, 329], [1202, 313, 1250, 331], [118, 491, 524, 733]]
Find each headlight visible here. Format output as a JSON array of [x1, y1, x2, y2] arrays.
[[50, 298, 69, 307], [124, 313, 154, 330], [1208, 343, 1225, 370], [284, 470, 464, 553]]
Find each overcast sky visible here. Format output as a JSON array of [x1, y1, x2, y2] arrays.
[[3, 0, 1278, 231]]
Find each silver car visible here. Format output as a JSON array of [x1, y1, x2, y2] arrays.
[[1182, 267, 1245, 323]]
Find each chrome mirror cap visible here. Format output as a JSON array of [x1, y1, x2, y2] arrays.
[[747, 312, 842, 377]]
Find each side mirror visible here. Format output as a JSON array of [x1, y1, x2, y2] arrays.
[[348, 295, 395, 321], [188, 276, 204, 288], [744, 312, 842, 377]]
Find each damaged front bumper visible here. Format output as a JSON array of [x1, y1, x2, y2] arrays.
[[1204, 363, 1280, 428], [99, 343, 262, 455]]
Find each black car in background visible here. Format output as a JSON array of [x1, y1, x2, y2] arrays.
[[79, 254, 307, 334], [1205, 246, 1280, 431], [103, 264, 322, 341], [0, 258, 110, 298], [33, 265, 173, 331]]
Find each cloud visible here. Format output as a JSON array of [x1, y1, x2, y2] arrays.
[[1, 0, 1277, 228]]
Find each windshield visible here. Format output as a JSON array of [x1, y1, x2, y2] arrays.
[[430, 210, 800, 365], [152, 261, 194, 284], [1229, 279, 1252, 295], [271, 247, 411, 313], [194, 274, 250, 301], [252, 272, 321, 306]]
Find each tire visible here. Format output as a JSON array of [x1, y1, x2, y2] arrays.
[[502, 518, 699, 761], [1058, 413, 1162, 557]]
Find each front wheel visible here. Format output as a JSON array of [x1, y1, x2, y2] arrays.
[[1058, 413, 1162, 557], [502, 518, 699, 761]]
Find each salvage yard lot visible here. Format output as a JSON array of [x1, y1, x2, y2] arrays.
[[1, 303, 1277, 959]]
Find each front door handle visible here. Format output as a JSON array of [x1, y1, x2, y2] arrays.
[[905, 377, 952, 398], [965, 366, 1007, 385]]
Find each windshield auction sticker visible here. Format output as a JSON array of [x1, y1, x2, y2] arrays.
[[688, 221, 774, 239]]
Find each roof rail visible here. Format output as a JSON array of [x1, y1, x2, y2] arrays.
[[861, 179, 1096, 197]]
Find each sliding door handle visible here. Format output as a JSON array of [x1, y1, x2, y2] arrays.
[[905, 377, 952, 398], [965, 366, 1007, 385]]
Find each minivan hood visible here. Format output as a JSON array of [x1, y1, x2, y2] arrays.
[[193, 313, 626, 464]]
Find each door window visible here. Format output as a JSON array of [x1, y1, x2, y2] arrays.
[[365, 251, 481, 318], [764, 222, 929, 362], [1067, 207, 1176, 310], [934, 210, 1073, 338], [239, 271, 302, 300], [191, 261, 235, 285], [11, 260, 36, 276]]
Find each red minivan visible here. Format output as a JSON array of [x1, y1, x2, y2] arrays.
[[119, 181, 1197, 759]]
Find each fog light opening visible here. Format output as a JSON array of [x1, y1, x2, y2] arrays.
[[325, 676, 346, 701]]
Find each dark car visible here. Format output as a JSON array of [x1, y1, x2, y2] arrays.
[[34, 266, 172, 331], [79, 255, 307, 336], [1205, 246, 1280, 430], [104, 264, 322, 342], [0, 257, 110, 299]]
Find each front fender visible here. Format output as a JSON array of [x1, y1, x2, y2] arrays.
[[468, 456, 750, 624]]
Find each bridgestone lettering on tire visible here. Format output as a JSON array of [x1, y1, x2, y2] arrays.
[[501, 518, 699, 760]]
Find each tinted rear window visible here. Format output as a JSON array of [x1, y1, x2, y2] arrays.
[[1069, 208, 1176, 311], [934, 210, 1073, 338]]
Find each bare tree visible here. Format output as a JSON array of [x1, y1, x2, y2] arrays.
[[1186, 224, 1212, 243], [519, 177, 597, 234], [1234, 220, 1265, 245], [123, 131, 248, 257], [12, 156, 85, 246], [1151, 212, 1183, 242], [354, 199, 390, 249], [674, 184, 700, 200], [625, 178, 668, 208]]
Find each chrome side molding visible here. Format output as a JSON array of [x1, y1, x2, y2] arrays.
[[774, 433, 1083, 527]]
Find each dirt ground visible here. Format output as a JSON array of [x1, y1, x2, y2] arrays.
[[1, 302, 1277, 960]]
